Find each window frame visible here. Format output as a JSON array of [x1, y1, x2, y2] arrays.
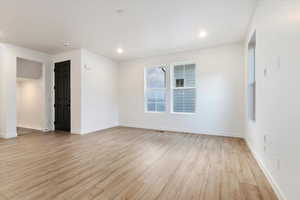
[[248, 31, 256, 121], [144, 65, 168, 113], [170, 61, 197, 114]]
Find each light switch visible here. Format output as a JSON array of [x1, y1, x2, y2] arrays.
[[264, 135, 268, 144], [264, 68, 268, 77], [84, 64, 92, 70], [277, 56, 281, 70]]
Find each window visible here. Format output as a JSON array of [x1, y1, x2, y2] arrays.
[[248, 32, 256, 120], [172, 63, 196, 113], [145, 66, 167, 112]]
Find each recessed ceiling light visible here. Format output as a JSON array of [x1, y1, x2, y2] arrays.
[[117, 48, 124, 54], [116, 9, 125, 15], [198, 31, 207, 38]]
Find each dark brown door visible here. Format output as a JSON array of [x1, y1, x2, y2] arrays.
[[54, 61, 71, 132]]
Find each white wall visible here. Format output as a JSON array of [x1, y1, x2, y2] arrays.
[[0, 43, 52, 138], [17, 79, 44, 130], [245, 1, 300, 200], [119, 43, 245, 137], [52, 49, 119, 134], [17, 58, 43, 79], [81, 49, 119, 134], [0, 44, 4, 138], [0, 46, 119, 137]]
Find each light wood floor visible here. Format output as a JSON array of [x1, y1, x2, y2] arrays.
[[0, 127, 277, 200]]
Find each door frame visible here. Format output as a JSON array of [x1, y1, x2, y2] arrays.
[[15, 57, 47, 136]]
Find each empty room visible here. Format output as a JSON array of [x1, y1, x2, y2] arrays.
[[0, 0, 299, 200]]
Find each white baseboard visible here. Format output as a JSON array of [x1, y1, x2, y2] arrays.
[[245, 140, 287, 200], [0, 133, 17, 139], [42, 128, 54, 132], [79, 125, 120, 135], [119, 124, 243, 138], [17, 125, 44, 131], [17, 126, 53, 133]]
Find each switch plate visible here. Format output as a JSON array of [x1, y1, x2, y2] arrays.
[[264, 135, 268, 144], [276, 56, 281, 70], [264, 68, 268, 77]]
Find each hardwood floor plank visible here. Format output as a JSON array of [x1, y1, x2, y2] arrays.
[[0, 128, 278, 200]]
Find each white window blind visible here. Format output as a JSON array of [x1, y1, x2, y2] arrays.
[[145, 67, 167, 112], [172, 64, 196, 113]]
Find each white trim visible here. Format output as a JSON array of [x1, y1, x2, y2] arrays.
[[0, 133, 17, 139], [17, 125, 44, 131], [245, 140, 287, 200], [79, 125, 119, 135], [170, 111, 196, 115], [247, 31, 256, 121], [145, 111, 166, 114], [173, 87, 195, 90], [16, 57, 49, 136], [120, 124, 243, 138], [171, 60, 197, 66]]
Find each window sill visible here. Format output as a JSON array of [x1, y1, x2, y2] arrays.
[[145, 111, 166, 114], [171, 112, 196, 115]]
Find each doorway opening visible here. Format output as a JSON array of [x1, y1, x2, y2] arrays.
[[16, 58, 45, 136]]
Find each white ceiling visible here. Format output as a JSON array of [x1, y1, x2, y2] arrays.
[[0, 0, 257, 61]]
